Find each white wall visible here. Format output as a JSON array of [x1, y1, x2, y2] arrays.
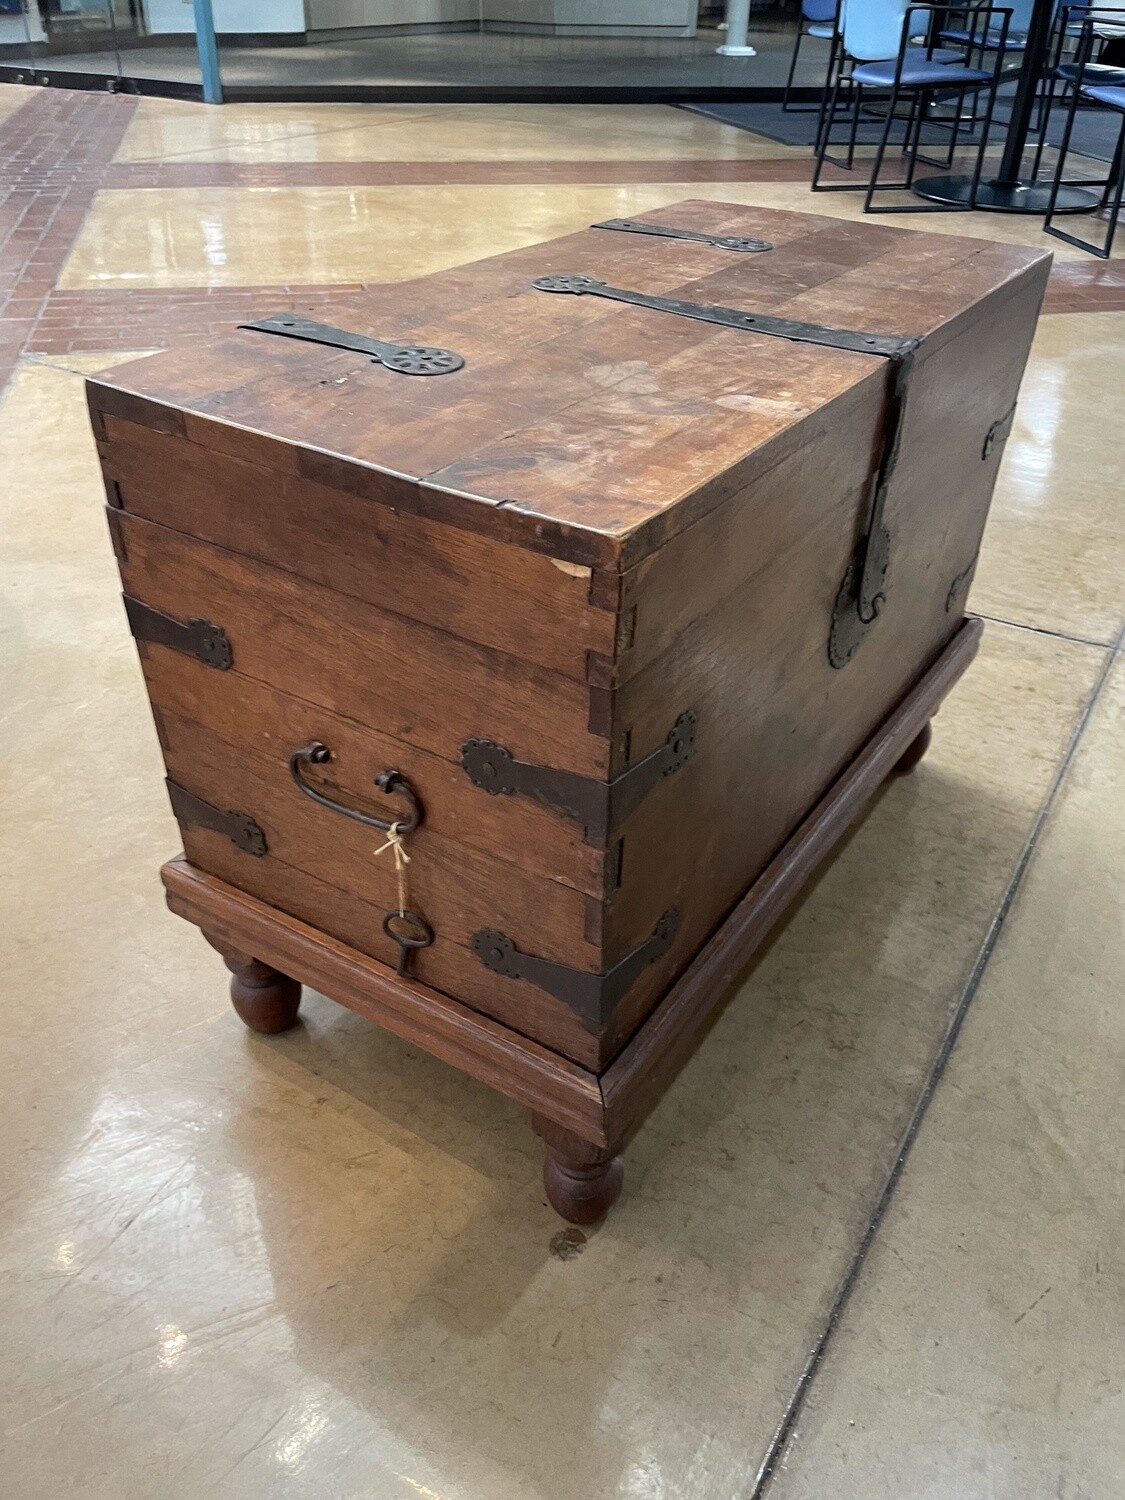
[[307, 0, 478, 27], [482, 0, 696, 30], [143, 0, 695, 36], [143, 0, 307, 34], [307, 0, 479, 26]]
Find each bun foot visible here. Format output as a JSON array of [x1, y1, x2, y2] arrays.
[[229, 962, 302, 1034], [531, 1114, 624, 1225], [544, 1151, 624, 1226], [203, 933, 302, 1033], [894, 721, 932, 775]]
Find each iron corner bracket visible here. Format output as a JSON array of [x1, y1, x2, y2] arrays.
[[125, 595, 232, 671], [166, 780, 267, 857], [945, 557, 978, 615], [471, 907, 680, 1027], [460, 710, 697, 842], [982, 400, 1017, 460]]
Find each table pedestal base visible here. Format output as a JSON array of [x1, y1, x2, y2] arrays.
[[913, 175, 1100, 213]]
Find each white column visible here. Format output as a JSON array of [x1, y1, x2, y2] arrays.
[[716, 0, 756, 54]]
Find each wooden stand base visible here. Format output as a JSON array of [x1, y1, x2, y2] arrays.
[[893, 720, 933, 775], [163, 620, 981, 1224]]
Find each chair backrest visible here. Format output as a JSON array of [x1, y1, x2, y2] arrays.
[[1059, 1, 1125, 37], [841, 0, 909, 58], [802, 0, 838, 22]]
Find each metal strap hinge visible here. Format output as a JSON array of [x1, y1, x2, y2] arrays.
[[125, 596, 232, 670], [240, 315, 464, 376], [471, 908, 680, 1026], [460, 710, 697, 842], [533, 275, 920, 671], [983, 400, 1017, 459], [592, 218, 773, 253], [827, 350, 914, 669], [166, 781, 267, 856], [945, 558, 978, 614]]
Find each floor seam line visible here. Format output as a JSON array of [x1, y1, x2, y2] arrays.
[[747, 619, 1125, 1500], [117, 122, 411, 170], [976, 612, 1115, 649]]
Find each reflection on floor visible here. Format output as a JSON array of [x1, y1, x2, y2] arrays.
[[0, 81, 1123, 1500]]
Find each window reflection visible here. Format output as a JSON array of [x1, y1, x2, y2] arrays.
[[2, 0, 809, 99]]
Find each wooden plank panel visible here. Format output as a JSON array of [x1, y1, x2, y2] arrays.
[[110, 509, 609, 778], [141, 647, 604, 897], [88, 202, 1049, 562], [611, 380, 882, 676], [425, 320, 881, 540], [158, 709, 598, 970], [613, 260, 1049, 686], [592, 261, 1049, 1050], [174, 817, 602, 1067], [98, 418, 616, 681], [600, 619, 983, 1145]]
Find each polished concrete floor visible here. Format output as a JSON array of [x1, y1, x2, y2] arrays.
[[1, 86, 1123, 1499]]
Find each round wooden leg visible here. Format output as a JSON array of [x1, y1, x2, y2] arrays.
[[203, 936, 302, 1034], [543, 1149, 624, 1226], [531, 1113, 624, 1224], [894, 720, 933, 776]]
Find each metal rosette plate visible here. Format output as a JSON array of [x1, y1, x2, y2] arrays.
[[380, 346, 465, 375]]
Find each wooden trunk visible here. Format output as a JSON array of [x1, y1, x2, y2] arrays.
[[89, 201, 1050, 1223]]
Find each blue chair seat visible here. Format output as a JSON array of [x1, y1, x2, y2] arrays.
[[851, 58, 992, 85], [1056, 61, 1125, 84], [1082, 83, 1125, 109], [808, 21, 836, 37]]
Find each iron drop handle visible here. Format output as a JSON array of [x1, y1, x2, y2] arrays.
[[288, 743, 422, 833]]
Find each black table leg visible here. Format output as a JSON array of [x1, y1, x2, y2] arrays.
[[913, 0, 1099, 213]]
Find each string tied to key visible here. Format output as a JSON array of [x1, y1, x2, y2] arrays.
[[374, 819, 434, 976], [374, 821, 411, 918]]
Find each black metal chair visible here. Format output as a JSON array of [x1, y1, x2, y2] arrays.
[[1044, 9, 1125, 255], [935, 0, 1032, 132], [812, 2, 971, 174], [813, 2, 1012, 211], [1031, 4, 1125, 182], [783, 0, 841, 112], [939, 0, 1034, 57]]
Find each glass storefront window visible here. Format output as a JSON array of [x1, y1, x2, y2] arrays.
[[0, 1, 33, 76], [1, 0, 808, 100], [212, 1, 803, 98], [0, 0, 204, 91]]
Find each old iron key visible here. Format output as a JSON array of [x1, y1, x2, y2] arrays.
[[381, 909, 434, 978]]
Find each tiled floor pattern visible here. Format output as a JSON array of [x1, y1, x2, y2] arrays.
[[109, 99, 811, 165], [0, 88, 137, 383], [52, 177, 1125, 296], [1, 80, 1123, 1500], [1, 87, 1124, 368]]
